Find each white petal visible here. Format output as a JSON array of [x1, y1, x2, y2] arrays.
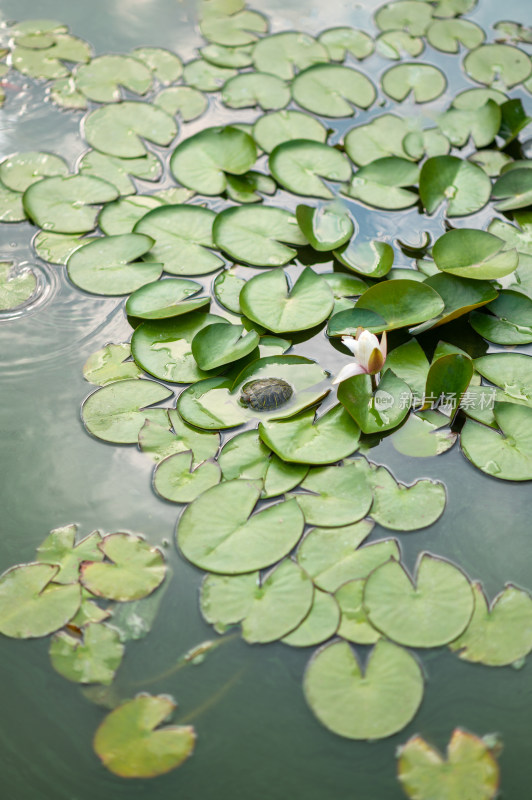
[[341, 336, 359, 357], [332, 363, 367, 384], [356, 330, 380, 370]]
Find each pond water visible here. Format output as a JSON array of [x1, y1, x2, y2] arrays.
[[0, 0, 531, 797]]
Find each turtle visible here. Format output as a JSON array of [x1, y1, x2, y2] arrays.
[[239, 378, 293, 410]]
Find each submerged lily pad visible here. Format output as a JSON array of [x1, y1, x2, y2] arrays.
[[0, 563, 80, 638], [419, 156, 491, 217], [461, 402, 532, 481], [93, 695, 195, 778], [449, 582, 532, 666], [177, 479, 304, 573], [213, 206, 306, 266], [81, 533, 166, 602], [368, 466, 447, 529], [304, 639, 424, 740], [397, 729, 500, 800], [364, 554, 474, 647], [292, 64, 376, 117], [23, 175, 118, 234], [84, 102, 177, 158], [82, 378, 172, 443], [49, 622, 124, 685], [292, 462, 373, 527], [270, 140, 351, 199], [153, 451, 221, 503]]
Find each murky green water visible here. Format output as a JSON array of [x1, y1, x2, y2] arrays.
[[1, 0, 531, 797]]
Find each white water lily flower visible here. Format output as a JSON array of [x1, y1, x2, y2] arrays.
[[332, 328, 387, 384]]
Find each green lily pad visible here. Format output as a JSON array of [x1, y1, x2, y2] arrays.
[[93, 695, 195, 778], [182, 59, 237, 91], [49, 76, 88, 109], [0, 262, 37, 311], [67, 233, 163, 296], [213, 268, 245, 314], [70, 594, 110, 629], [449, 582, 532, 666], [437, 101, 501, 149], [452, 87, 508, 110], [221, 72, 290, 110], [131, 312, 229, 383], [98, 196, 164, 236], [84, 102, 177, 158], [424, 353, 473, 414], [241, 558, 314, 643], [381, 63, 447, 103], [176, 355, 329, 429], [131, 47, 183, 85], [79, 151, 162, 197], [200, 571, 258, 632], [304, 639, 424, 740], [427, 19, 485, 52], [200, 8, 267, 46], [354, 279, 445, 332], [176, 479, 304, 573], [492, 168, 532, 211], [391, 412, 457, 457], [126, 279, 209, 320], [402, 128, 451, 161], [282, 590, 340, 649], [385, 339, 430, 399], [460, 402, 532, 481], [153, 451, 221, 503], [82, 378, 172, 443], [81, 533, 166, 602], [344, 115, 411, 166], [218, 430, 307, 496], [270, 140, 351, 199], [364, 554, 473, 647], [259, 404, 360, 465], [343, 157, 419, 210], [252, 110, 327, 153], [318, 27, 374, 61], [292, 64, 376, 117], [154, 86, 208, 121], [410, 273, 498, 334], [292, 461, 373, 527], [463, 43, 531, 88], [432, 229, 518, 280], [252, 32, 328, 79], [240, 267, 334, 333], [83, 343, 142, 386], [0, 151, 68, 192], [368, 466, 447, 529], [470, 290, 532, 344], [498, 98, 532, 145], [200, 43, 254, 68], [11, 37, 90, 79], [9, 20, 67, 36], [397, 729, 500, 800], [334, 240, 394, 278], [0, 563, 81, 638], [376, 30, 425, 60], [297, 522, 399, 593], [323, 272, 368, 302], [375, 1, 433, 36], [335, 578, 380, 644], [191, 323, 260, 370], [225, 170, 277, 204], [170, 126, 256, 195], [36, 524, 103, 584], [474, 353, 532, 402], [419, 156, 491, 217], [49, 622, 124, 685], [0, 182, 27, 222], [139, 408, 220, 466], [23, 175, 119, 234], [134, 205, 224, 276], [75, 55, 152, 102], [213, 206, 307, 267], [338, 371, 412, 434]]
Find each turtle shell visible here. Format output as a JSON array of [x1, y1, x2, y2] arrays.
[[240, 378, 293, 410]]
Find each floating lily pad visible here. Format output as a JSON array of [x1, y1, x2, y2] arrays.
[[410, 273, 498, 334], [225, 170, 277, 203], [49, 622, 124, 685], [355, 279, 445, 331], [259, 404, 360, 465], [470, 291, 532, 344], [177, 355, 329, 429], [334, 240, 394, 278], [200, 571, 258, 632], [183, 58, 237, 91], [364, 554, 473, 647], [213, 268, 245, 314], [282, 589, 340, 647], [131, 47, 183, 84], [492, 168, 532, 211], [83, 343, 142, 386], [0, 182, 26, 222], [0, 563, 80, 638], [343, 157, 419, 210], [11, 38, 90, 79], [222, 72, 290, 110], [461, 402, 532, 481], [449, 582, 532, 666], [49, 76, 88, 109], [0, 151, 68, 192], [240, 267, 334, 332], [270, 140, 351, 199], [376, 30, 425, 60], [419, 156, 491, 217], [134, 205, 223, 276], [432, 229, 518, 280], [0, 262, 37, 311], [201, 43, 254, 68], [368, 466, 447, 529], [427, 19, 485, 52], [192, 323, 260, 370], [23, 175, 118, 234], [154, 86, 208, 121], [252, 32, 328, 80], [391, 412, 457, 457], [323, 272, 368, 303], [402, 128, 450, 160], [252, 110, 327, 153], [318, 27, 374, 61], [304, 639, 424, 740], [93, 695, 195, 778], [139, 408, 220, 466], [424, 353, 473, 414], [126, 279, 209, 320], [241, 559, 314, 643], [336, 579, 380, 644], [84, 102, 177, 158], [344, 115, 411, 166], [338, 371, 411, 434], [75, 55, 152, 102], [464, 43, 531, 88], [292, 462, 373, 527], [82, 379, 172, 443], [397, 729, 500, 800], [292, 64, 376, 117], [177, 479, 304, 573], [375, 1, 433, 36], [36, 524, 103, 584], [70, 594, 110, 628], [99, 196, 164, 236], [79, 151, 162, 197], [153, 450, 221, 503], [218, 430, 307, 496], [474, 353, 532, 402], [67, 233, 162, 296], [213, 206, 306, 267], [200, 8, 267, 46], [381, 63, 447, 103], [385, 339, 430, 399], [81, 533, 166, 602], [437, 101, 501, 149]]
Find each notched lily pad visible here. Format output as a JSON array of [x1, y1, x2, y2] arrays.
[[82, 378, 172, 443], [49, 622, 124, 685]]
